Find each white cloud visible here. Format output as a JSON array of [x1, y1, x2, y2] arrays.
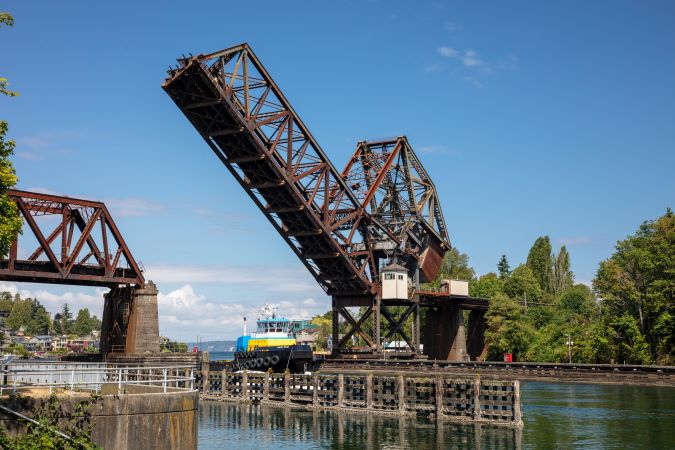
[[437, 46, 485, 67], [157, 285, 326, 340], [464, 76, 486, 89], [462, 49, 483, 66], [437, 46, 459, 58], [103, 198, 165, 218], [558, 236, 593, 246], [144, 264, 320, 294], [418, 144, 447, 153]]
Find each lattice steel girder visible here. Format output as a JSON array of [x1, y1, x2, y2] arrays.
[[163, 43, 399, 296], [342, 137, 451, 282], [0, 190, 144, 287]]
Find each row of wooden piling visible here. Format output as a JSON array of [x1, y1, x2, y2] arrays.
[[197, 367, 522, 427]]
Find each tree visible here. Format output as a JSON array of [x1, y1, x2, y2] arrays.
[[497, 254, 511, 279], [438, 247, 475, 281], [59, 303, 74, 335], [484, 293, 536, 361], [558, 284, 594, 315], [470, 272, 503, 299], [593, 209, 674, 364], [553, 246, 574, 295], [27, 300, 51, 335], [5, 297, 32, 331], [504, 264, 542, 302], [0, 12, 22, 259], [73, 308, 94, 336], [526, 236, 554, 293]]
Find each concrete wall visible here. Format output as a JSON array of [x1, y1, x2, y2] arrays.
[[0, 387, 198, 450]]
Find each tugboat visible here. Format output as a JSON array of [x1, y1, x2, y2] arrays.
[[232, 304, 313, 373]]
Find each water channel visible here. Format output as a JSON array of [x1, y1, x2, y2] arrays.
[[198, 381, 674, 449]]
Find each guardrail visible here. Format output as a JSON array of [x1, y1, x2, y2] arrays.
[[1, 362, 196, 395]]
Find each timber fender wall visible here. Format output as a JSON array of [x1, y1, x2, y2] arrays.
[[198, 370, 522, 428], [0, 386, 198, 450]]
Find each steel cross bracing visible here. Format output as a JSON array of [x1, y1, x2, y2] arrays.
[[0, 190, 144, 287], [162, 43, 398, 297]]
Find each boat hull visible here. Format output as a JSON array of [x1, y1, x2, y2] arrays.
[[232, 345, 313, 373]]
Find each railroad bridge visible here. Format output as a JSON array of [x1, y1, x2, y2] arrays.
[[0, 43, 489, 362], [163, 43, 489, 361], [0, 189, 159, 355]]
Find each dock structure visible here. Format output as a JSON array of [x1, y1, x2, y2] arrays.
[[198, 369, 522, 428]]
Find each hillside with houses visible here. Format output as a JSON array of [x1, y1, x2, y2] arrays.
[[0, 291, 101, 357]]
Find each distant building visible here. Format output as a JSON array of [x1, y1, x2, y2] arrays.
[[52, 335, 69, 351]]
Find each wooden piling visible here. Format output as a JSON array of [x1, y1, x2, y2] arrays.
[[473, 376, 481, 419], [312, 372, 319, 406], [264, 371, 270, 401], [435, 375, 443, 417], [337, 374, 344, 407], [398, 374, 406, 412], [284, 371, 291, 403], [366, 373, 373, 409], [242, 370, 248, 400], [221, 369, 228, 397]]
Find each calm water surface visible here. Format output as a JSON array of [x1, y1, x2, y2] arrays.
[[198, 382, 675, 449]]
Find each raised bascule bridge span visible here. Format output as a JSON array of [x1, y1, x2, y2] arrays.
[[163, 42, 487, 361]]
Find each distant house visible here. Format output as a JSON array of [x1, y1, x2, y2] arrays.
[[34, 335, 52, 351], [52, 335, 69, 351], [67, 337, 98, 353]]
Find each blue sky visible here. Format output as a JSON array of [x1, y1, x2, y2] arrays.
[[2, 1, 674, 340]]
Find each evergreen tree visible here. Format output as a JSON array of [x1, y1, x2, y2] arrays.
[[526, 236, 553, 293], [497, 254, 511, 279], [26, 300, 50, 335], [60, 303, 73, 335], [553, 246, 574, 295], [73, 308, 93, 336]]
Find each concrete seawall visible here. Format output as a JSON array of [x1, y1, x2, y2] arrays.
[[0, 385, 198, 450]]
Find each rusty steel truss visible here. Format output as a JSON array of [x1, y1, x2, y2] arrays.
[[163, 43, 453, 357], [0, 190, 144, 287]]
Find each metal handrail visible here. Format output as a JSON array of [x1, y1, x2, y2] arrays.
[[1, 364, 196, 395]]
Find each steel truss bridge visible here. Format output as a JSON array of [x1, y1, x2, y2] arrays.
[[163, 43, 487, 359]]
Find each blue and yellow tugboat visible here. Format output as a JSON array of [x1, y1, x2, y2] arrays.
[[232, 304, 313, 372]]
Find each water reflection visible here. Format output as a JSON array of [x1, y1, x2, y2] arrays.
[[199, 401, 521, 450]]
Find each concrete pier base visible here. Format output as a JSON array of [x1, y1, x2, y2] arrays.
[[423, 307, 468, 361], [100, 281, 160, 354]]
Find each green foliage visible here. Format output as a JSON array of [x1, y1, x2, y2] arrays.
[[527, 236, 554, 293], [557, 284, 594, 315], [0, 122, 22, 258], [470, 272, 503, 299], [73, 309, 94, 336], [0, 393, 100, 449], [497, 254, 511, 279], [56, 304, 74, 335], [485, 294, 536, 361], [6, 296, 52, 335], [553, 245, 574, 295], [593, 209, 674, 364], [504, 264, 542, 302], [160, 340, 188, 353], [311, 311, 332, 350], [438, 247, 475, 281]]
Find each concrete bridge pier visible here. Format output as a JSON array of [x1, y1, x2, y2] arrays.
[[423, 307, 468, 361], [100, 281, 160, 354]]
